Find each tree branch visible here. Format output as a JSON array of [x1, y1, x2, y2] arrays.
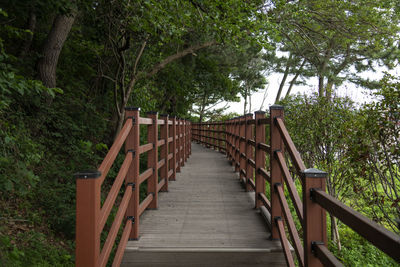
[[145, 41, 216, 78]]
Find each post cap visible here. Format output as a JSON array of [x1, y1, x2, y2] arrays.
[[159, 114, 169, 117], [146, 111, 158, 115], [75, 170, 101, 179], [301, 168, 328, 178], [270, 104, 284, 110], [125, 107, 140, 111], [245, 113, 253, 117], [254, 110, 266, 114]]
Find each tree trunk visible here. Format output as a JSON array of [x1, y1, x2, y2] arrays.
[[275, 54, 292, 103], [285, 59, 306, 99], [113, 41, 216, 135], [243, 88, 248, 115], [19, 11, 36, 58], [37, 11, 77, 88], [330, 215, 342, 251]]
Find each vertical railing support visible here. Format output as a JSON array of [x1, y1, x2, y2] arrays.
[[302, 168, 328, 267], [179, 119, 184, 167], [171, 116, 177, 180], [270, 105, 285, 239], [245, 113, 254, 192], [160, 114, 169, 192], [125, 107, 140, 239], [255, 111, 266, 208], [147, 111, 158, 209], [234, 117, 240, 172], [176, 118, 181, 173], [239, 116, 246, 182], [183, 120, 186, 164], [189, 121, 192, 155], [75, 170, 101, 267]]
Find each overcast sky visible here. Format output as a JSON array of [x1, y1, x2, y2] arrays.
[[218, 67, 400, 115]]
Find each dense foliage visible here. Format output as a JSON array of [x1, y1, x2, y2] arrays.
[[0, 0, 399, 266]]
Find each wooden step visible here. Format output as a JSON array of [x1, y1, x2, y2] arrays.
[[121, 247, 286, 266]]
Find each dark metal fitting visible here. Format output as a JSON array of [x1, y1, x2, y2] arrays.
[[273, 149, 281, 157], [127, 183, 135, 190], [311, 241, 324, 254], [153, 143, 155, 148], [126, 116, 136, 124], [75, 170, 101, 179], [125, 107, 140, 111], [274, 183, 282, 191], [127, 216, 135, 223], [310, 188, 318, 201], [127, 149, 136, 157], [274, 216, 282, 222], [150, 192, 155, 196]]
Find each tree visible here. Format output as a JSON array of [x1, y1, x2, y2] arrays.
[[348, 73, 400, 233], [37, 9, 77, 89], [95, 0, 269, 134], [281, 93, 359, 249], [271, 0, 400, 98]]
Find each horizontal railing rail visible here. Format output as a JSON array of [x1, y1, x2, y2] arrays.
[[76, 108, 191, 267], [192, 105, 400, 267]]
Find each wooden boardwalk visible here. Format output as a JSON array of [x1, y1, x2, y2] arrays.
[[122, 143, 285, 266]]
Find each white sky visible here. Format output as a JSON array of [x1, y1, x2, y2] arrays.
[[218, 67, 400, 115]]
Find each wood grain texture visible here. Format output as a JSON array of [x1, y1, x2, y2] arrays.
[[122, 143, 286, 266]]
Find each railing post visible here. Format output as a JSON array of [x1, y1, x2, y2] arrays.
[[160, 114, 169, 192], [229, 119, 233, 163], [245, 113, 254, 192], [226, 120, 231, 161], [182, 119, 186, 165], [270, 105, 285, 239], [234, 117, 240, 172], [255, 111, 266, 208], [125, 107, 140, 239], [239, 116, 246, 181], [302, 168, 328, 267], [189, 121, 192, 155], [75, 170, 101, 267], [180, 119, 184, 167], [171, 116, 177, 180], [147, 111, 158, 209], [176, 118, 181, 172], [218, 122, 222, 152]]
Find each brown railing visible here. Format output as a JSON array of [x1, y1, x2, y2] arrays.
[[192, 105, 400, 267], [75, 107, 191, 267]]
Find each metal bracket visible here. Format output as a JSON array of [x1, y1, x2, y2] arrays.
[[274, 183, 282, 192], [310, 188, 320, 201], [273, 116, 281, 125], [127, 182, 136, 191], [311, 241, 324, 254], [127, 216, 135, 224], [127, 149, 136, 157], [127, 116, 136, 125]]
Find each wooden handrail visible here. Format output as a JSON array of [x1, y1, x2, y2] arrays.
[[275, 183, 304, 267], [312, 189, 400, 262], [193, 105, 400, 267], [98, 119, 132, 184], [76, 107, 191, 267], [275, 150, 303, 221]]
